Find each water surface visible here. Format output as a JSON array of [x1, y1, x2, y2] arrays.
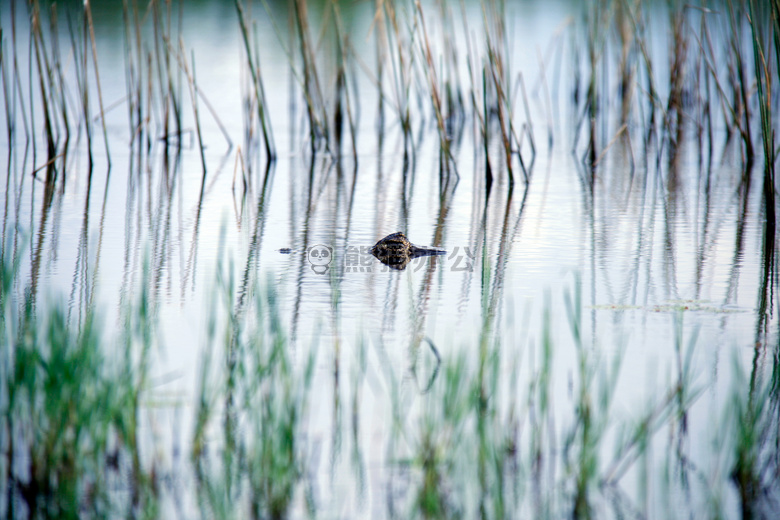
[[2, 0, 777, 517]]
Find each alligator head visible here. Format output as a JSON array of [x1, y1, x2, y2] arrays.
[[370, 232, 446, 271]]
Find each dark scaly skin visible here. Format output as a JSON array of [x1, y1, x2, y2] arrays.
[[370, 232, 445, 270]]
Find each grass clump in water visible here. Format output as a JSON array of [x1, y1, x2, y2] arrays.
[[727, 353, 780, 519], [0, 248, 158, 518], [192, 259, 316, 520], [389, 278, 721, 519]]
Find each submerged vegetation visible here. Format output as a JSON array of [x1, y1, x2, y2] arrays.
[[2, 0, 780, 518]]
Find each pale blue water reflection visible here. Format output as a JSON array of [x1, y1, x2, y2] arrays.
[[1, 0, 776, 518]]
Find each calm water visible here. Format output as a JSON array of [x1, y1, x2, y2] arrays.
[[2, 0, 777, 517]]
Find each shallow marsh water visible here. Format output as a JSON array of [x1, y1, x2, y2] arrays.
[[1, 0, 778, 518]]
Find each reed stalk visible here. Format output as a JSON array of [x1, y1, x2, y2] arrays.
[[29, 0, 56, 165], [122, 0, 144, 144], [747, 0, 777, 327], [292, 0, 328, 152], [416, 1, 456, 178], [2, 40, 13, 146], [483, 0, 521, 183], [726, 0, 755, 163], [235, 0, 276, 162], [66, 7, 92, 167], [332, 0, 358, 162], [182, 45, 207, 177], [83, 1, 110, 169], [47, 5, 70, 158], [382, 0, 417, 162]]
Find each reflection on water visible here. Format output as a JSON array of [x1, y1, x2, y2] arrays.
[[1, 0, 779, 518]]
